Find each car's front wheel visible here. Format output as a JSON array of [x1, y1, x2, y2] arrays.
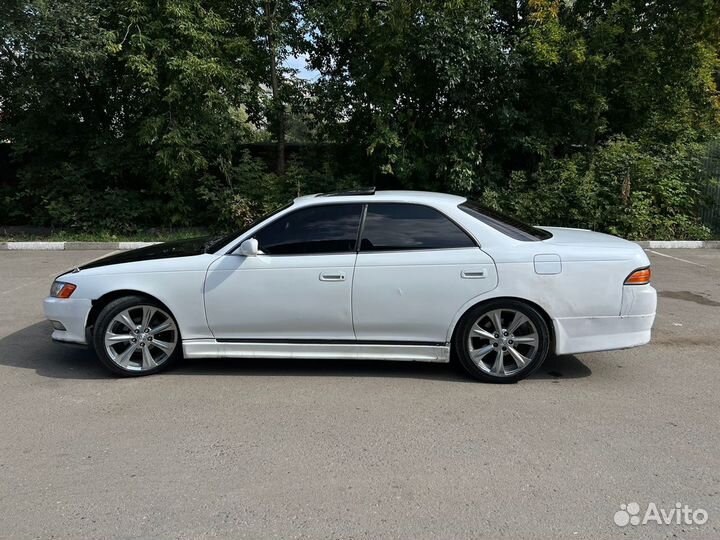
[[92, 295, 181, 376], [454, 299, 550, 383]]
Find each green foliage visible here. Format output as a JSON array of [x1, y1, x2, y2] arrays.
[[491, 138, 712, 240], [114, 0, 256, 191], [45, 189, 158, 234], [196, 151, 360, 231], [305, 0, 518, 192], [1, 0, 719, 238], [302, 0, 720, 236], [0, 0, 258, 228], [196, 152, 282, 230], [515, 0, 720, 155]]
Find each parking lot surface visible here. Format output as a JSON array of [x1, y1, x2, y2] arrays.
[[0, 249, 719, 539]]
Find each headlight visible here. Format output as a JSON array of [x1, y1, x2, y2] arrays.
[[50, 281, 77, 298]]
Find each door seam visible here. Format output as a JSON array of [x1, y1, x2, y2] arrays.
[[350, 251, 359, 339]]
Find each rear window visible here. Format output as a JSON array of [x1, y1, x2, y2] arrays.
[[459, 202, 552, 242], [361, 203, 476, 251]]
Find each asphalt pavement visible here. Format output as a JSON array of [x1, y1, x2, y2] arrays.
[[0, 248, 718, 539]]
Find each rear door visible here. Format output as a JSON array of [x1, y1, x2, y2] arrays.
[[351, 203, 497, 343]]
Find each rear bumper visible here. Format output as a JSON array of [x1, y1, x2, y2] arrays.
[[43, 297, 92, 345], [554, 285, 656, 355]]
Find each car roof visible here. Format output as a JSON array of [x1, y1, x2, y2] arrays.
[[293, 190, 466, 207]]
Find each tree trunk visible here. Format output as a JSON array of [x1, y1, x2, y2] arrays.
[[265, 0, 285, 175]]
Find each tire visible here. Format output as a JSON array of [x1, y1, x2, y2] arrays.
[[92, 295, 182, 377], [454, 299, 550, 383]]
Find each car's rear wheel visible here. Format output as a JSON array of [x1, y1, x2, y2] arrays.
[[92, 295, 181, 376], [454, 299, 550, 383]]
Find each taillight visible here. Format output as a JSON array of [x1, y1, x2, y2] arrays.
[[625, 267, 651, 285]]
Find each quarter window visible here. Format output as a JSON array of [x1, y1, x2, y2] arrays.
[[459, 201, 553, 241], [360, 204, 475, 251], [255, 204, 363, 255]]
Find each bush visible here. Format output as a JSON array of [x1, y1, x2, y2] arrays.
[[196, 151, 362, 232], [44, 189, 158, 234], [3, 139, 714, 240], [485, 137, 711, 240]]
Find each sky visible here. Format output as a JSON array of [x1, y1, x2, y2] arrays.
[[284, 53, 320, 81]]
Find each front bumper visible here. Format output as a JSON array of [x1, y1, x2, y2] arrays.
[[554, 285, 657, 355], [43, 296, 92, 345]]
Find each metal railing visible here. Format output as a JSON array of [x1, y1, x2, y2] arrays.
[[700, 140, 720, 234]]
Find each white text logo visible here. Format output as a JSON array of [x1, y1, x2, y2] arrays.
[[614, 502, 708, 527]]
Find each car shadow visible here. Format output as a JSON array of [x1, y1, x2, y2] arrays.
[[0, 321, 591, 382], [0, 321, 107, 379]]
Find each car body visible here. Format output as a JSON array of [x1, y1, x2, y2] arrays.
[[44, 190, 656, 381]]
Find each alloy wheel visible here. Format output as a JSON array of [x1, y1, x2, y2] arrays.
[[466, 308, 540, 377], [103, 305, 178, 372]]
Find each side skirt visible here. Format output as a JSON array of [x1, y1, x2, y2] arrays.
[[182, 340, 450, 363]]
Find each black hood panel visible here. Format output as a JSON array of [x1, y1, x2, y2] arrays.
[[79, 237, 210, 270]]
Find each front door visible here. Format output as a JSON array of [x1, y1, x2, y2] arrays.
[[204, 203, 364, 340]]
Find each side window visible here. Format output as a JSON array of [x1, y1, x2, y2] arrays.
[[254, 204, 363, 255], [360, 204, 475, 252]]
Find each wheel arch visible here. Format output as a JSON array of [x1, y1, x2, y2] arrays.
[[448, 295, 556, 353], [86, 289, 174, 336]]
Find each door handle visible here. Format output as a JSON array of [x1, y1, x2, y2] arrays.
[[319, 272, 345, 282], [461, 269, 486, 279]]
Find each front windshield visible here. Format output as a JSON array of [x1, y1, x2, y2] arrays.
[[459, 201, 553, 242], [203, 202, 293, 253]]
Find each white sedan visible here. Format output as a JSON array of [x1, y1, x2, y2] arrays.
[[44, 190, 656, 382]]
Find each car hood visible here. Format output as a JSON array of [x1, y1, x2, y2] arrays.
[[79, 237, 211, 270], [539, 227, 638, 248]]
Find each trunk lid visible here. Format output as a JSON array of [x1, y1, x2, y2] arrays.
[[539, 227, 639, 249]]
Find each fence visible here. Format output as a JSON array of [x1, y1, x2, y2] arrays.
[[700, 140, 720, 234]]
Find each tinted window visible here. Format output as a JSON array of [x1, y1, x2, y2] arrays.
[[360, 204, 475, 251], [205, 202, 293, 253], [459, 202, 553, 241], [255, 204, 363, 255]]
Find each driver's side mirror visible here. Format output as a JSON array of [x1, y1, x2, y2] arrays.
[[236, 238, 259, 257]]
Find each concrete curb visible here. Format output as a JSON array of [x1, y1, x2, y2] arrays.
[[635, 240, 720, 249], [1, 240, 719, 250], [0, 241, 159, 251]]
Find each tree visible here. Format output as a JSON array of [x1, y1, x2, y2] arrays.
[[1, 0, 125, 226], [514, 0, 720, 156], [0, 0, 259, 228], [302, 0, 520, 192], [242, 0, 307, 174], [300, 0, 719, 237], [108, 0, 257, 221], [2, 0, 719, 237]]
